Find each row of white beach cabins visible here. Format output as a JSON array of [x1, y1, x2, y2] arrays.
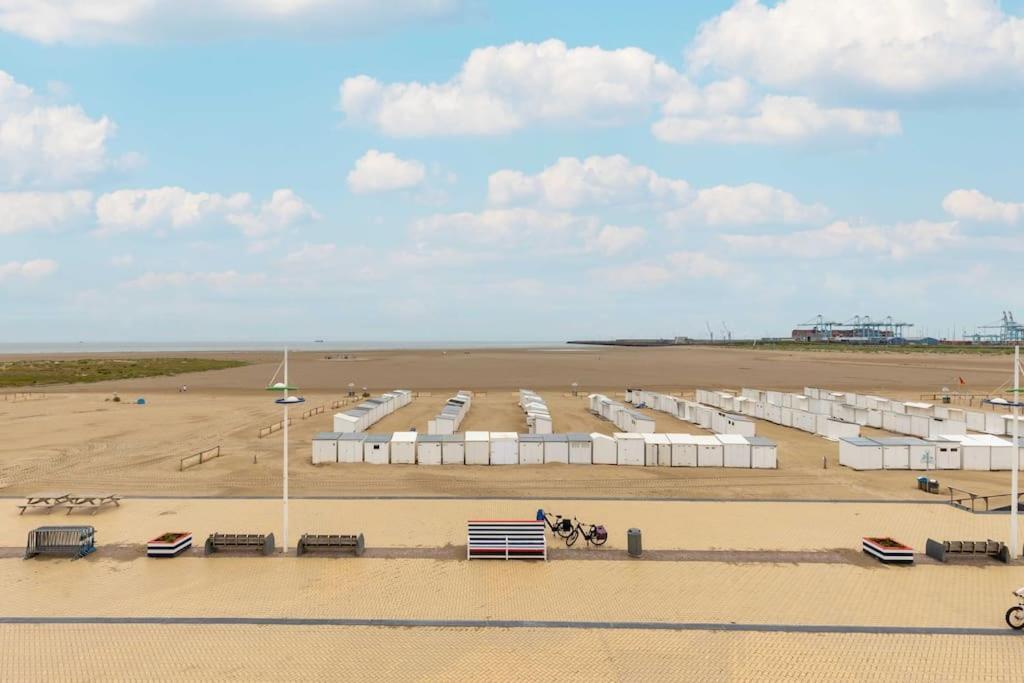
[[699, 385, 1024, 441], [311, 431, 777, 468], [695, 385, 1022, 471], [332, 390, 413, 433], [588, 394, 657, 433], [590, 391, 757, 437], [519, 390, 552, 434], [427, 391, 472, 435]]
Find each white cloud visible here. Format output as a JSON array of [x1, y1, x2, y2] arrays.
[[347, 149, 425, 194], [721, 220, 960, 259], [226, 188, 320, 238], [412, 207, 583, 246], [387, 246, 490, 268], [283, 242, 336, 265], [340, 39, 683, 136], [687, 0, 1024, 94], [0, 70, 116, 187], [0, 0, 460, 44], [583, 224, 647, 256], [110, 253, 134, 267], [942, 189, 1024, 225], [488, 155, 827, 228], [653, 94, 900, 144], [488, 155, 690, 208], [123, 270, 267, 290], [664, 183, 829, 226], [594, 250, 735, 288], [94, 187, 249, 234], [340, 40, 899, 144], [0, 190, 92, 234], [94, 186, 317, 238], [0, 258, 58, 281]]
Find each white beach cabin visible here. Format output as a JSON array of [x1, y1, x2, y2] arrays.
[[390, 431, 418, 464], [748, 436, 778, 469], [518, 434, 545, 464], [464, 431, 490, 465], [591, 433, 617, 465], [336, 433, 366, 464], [543, 434, 570, 464], [668, 433, 698, 467], [441, 434, 465, 465], [312, 432, 340, 464], [361, 433, 389, 464], [718, 434, 751, 468], [489, 432, 519, 465], [694, 435, 724, 467], [567, 433, 593, 465], [614, 433, 646, 466], [416, 434, 443, 465]]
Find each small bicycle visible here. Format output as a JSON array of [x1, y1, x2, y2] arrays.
[[537, 509, 574, 538], [565, 518, 608, 547], [1006, 587, 1024, 630]]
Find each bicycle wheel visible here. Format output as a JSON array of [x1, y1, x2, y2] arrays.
[[556, 522, 573, 539], [565, 529, 579, 547], [1007, 606, 1024, 630], [590, 530, 608, 546]]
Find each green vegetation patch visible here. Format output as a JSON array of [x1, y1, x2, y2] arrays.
[[0, 357, 249, 387]]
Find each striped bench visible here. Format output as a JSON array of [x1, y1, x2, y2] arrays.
[[467, 520, 546, 560]]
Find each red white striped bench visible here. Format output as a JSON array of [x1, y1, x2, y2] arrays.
[[467, 520, 546, 560]]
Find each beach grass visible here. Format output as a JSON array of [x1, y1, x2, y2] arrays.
[[0, 357, 248, 388]]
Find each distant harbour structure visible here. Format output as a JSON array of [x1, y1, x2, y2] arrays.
[[791, 315, 913, 344]]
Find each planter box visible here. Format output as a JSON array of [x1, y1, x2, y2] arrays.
[[147, 532, 193, 558], [862, 536, 914, 564]]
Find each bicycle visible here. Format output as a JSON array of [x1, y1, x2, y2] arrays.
[[565, 518, 608, 547], [537, 509, 574, 538], [1006, 587, 1024, 630]]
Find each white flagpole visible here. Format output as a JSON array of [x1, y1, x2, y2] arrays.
[[283, 347, 290, 554], [1012, 345, 1020, 559]]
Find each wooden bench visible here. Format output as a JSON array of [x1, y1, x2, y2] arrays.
[[204, 532, 276, 556], [63, 495, 121, 515], [24, 526, 96, 560], [17, 494, 70, 515], [467, 520, 546, 560], [296, 533, 365, 557], [925, 538, 1009, 563]]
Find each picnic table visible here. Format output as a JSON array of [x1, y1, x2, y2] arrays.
[[62, 495, 121, 515], [17, 494, 70, 515]]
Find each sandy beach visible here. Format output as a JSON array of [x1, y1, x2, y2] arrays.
[[4, 345, 1023, 680], [0, 346, 1016, 499]]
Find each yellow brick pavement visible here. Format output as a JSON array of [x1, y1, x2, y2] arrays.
[[1, 625, 1022, 681], [2, 557, 1021, 629]]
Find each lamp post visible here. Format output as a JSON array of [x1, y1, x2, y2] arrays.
[[267, 348, 304, 553], [983, 344, 1021, 560]]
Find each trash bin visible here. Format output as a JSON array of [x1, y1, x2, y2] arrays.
[[627, 528, 642, 557]]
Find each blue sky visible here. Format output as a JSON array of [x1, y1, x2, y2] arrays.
[[1, 0, 1022, 342]]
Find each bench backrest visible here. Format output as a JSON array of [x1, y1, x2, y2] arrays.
[[205, 532, 275, 555], [467, 520, 546, 560], [297, 533, 365, 556]]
